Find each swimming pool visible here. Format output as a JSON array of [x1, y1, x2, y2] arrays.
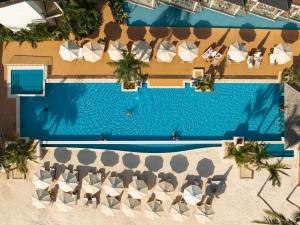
[[11, 69, 44, 95], [20, 83, 283, 141], [124, 2, 300, 29]]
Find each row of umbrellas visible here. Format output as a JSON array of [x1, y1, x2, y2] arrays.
[[59, 40, 293, 65]]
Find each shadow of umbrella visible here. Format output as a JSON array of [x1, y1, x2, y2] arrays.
[[149, 26, 170, 39], [239, 23, 256, 42], [170, 154, 189, 173], [172, 27, 191, 40], [101, 151, 119, 167], [281, 23, 299, 43], [196, 158, 215, 177], [104, 21, 122, 41], [77, 150, 97, 165], [54, 148, 71, 163], [122, 153, 140, 169], [193, 21, 212, 39], [127, 21, 147, 41], [145, 156, 163, 172]]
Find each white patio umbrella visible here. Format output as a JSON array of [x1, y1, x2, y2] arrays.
[[144, 199, 164, 220], [103, 176, 124, 197], [194, 204, 215, 224], [228, 42, 248, 62], [82, 172, 101, 195], [170, 202, 191, 222], [178, 41, 198, 62], [56, 191, 76, 212], [59, 41, 80, 61], [121, 197, 141, 217], [128, 177, 148, 199], [131, 41, 152, 62], [57, 170, 78, 192], [273, 43, 292, 65], [32, 189, 51, 209], [154, 180, 175, 201], [182, 185, 203, 205], [83, 42, 105, 62], [156, 41, 176, 63], [101, 196, 120, 216], [32, 169, 52, 189], [108, 41, 128, 61]]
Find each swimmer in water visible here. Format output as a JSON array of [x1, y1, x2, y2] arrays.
[[126, 111, 133, 117], [172, 131, 178, 141], [44, 107, 48, 112]]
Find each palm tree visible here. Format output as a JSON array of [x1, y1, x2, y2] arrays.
[[5, 139, 38, 178], [108, 50, 148, 87], [241, 141, 268, 167], [194, 75, 215, 92], [281, 66, 300, 87], [224, 143, 253, 167], [254, 209, 300, 224], [261, 158, 290, 187]]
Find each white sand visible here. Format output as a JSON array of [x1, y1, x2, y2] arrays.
[[0, 147, 299, 225]]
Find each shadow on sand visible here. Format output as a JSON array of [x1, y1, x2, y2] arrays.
[[196, 158, 215, 178], [101, 151, 119, 167], [145, 155, 163, 172], [122, 153, 140, 169], [54, 148, 71, 163], [77, 150, 97, 165], [170, 154, 189, 173]]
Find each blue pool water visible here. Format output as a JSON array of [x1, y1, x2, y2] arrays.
[[124, 2, 300, 29], [11, 69, 43, 95], [20, 83, 283, 141]]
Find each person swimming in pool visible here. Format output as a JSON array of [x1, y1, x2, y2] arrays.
[[125, 110, 133, 117], [44, 107, 49, 112], [172, 131, 178, 141]]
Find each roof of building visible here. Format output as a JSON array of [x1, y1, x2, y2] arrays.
[[258, 0, 292, 10], [224, 0, 247, 7]]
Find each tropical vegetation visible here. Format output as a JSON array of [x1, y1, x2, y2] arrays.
[[108, 0, 128, 23], [281, 66, 300, 88], [225, 141, 290, 187], [254, 209, 300, 225], [108, 50, 148, 89], [193, 75, 215, 92]]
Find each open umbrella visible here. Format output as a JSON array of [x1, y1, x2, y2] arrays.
[[154, 180, 175, 201], [182, 185, 203, 205], [103, 176, 124, 197], [131, 41, 152, 62], [101, 196, 120, 216], [83, 42, 105, 62], [56, 191, 76, 212], [170, 202, 190, 222], [178, 41, 198, 62], [273, 43, 292, 65], [82, 172, 101, 195], [144, 199, 164, 220], [228, 42, 248, 62], [59, 41, 80, 61], [108, 41, 128, 61], [32, 189, 51, 209], [32, 169, 52, 189], [194, 204, 215, 224], [156, 41, 176, 63], [57, 170, 78, 192], [121, 197, 141, 217], [128, 177, 148, 199]]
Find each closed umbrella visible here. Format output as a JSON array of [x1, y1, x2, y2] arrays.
[[57, 170, 78, 192], [59, 41, 79, 61], [144, 199, 164, 220], [82, 172, 101, 195], [121, 197, 141, 217], [131, 41, 152, 62], [103, 176, 124, 196], [128, 177, 148, 199], [56, 191, 76, 212], [108, 41, 128, 61], [101, 196, 120, 216], [182, 185, 203, 205], [156, 41, 176, 63], [228, 42, 248, 62], [32, 169, 52, 189], [170, 202, 190, 222], [178, 41, 198, 62], [194, 204, 214, 224], [154, 180, 175, 201], [83, 42, 105, 62], [32, 189, 51, 209], [273, 43, 292, 64]]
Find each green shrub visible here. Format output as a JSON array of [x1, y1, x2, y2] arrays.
[[108, 0, 128, 23], [0, 23, 14, 41]]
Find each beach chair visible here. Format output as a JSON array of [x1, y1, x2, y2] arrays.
[[83, 196, 89, 208], [92, 197, 97, 209]]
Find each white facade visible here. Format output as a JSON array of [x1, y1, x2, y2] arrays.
[[0, 1, 45, 32]]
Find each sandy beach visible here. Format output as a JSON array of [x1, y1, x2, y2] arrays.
[[0, 146, 299, 225]]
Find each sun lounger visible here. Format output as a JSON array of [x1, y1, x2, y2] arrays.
[[202, 47, 213, 60], [269, 54, 276, 65], [212, 53, 222, 66], [92, 197, 97, 209], [83, 197, 89, 208]]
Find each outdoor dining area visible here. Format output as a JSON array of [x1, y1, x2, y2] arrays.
[[31, 164, 226, 222], [58, 39, 293, 68]]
